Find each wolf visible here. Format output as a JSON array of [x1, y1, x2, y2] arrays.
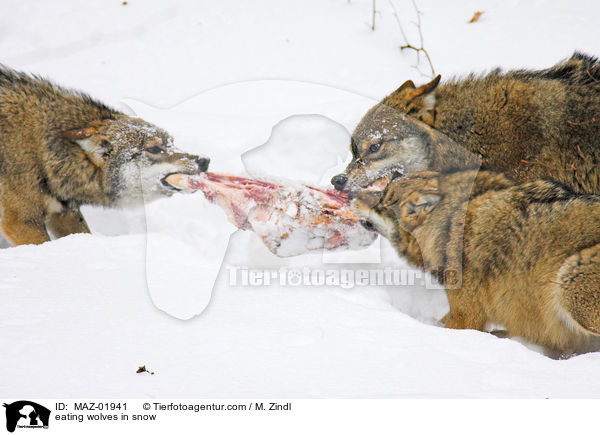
[[0, 66, 209, 246], [332, 52, 600, 195], [352, 170, 600, 356]]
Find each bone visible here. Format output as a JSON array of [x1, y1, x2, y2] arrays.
[[164, 172, 377, 257]]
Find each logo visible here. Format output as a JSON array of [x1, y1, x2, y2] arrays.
[[3, 401, 50, 433]]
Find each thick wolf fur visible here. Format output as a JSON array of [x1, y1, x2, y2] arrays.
[[352, 170, 600, 356], [336, 52, 600, 195], [0, 66, 209, 246]]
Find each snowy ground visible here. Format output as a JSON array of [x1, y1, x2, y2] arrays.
[[2, 0, 600, 398]]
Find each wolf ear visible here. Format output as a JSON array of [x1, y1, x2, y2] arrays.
[[416, 75, 441, 98], [399, 191, 441, 227], [395, 79, 416, 94], [385, 79, 417, 103], [408, 75, 441, 125], [64, 127, 109, 166], [384, 75, 441, 126], [411, 192, 441, 212], [63, 127, 97, 140]]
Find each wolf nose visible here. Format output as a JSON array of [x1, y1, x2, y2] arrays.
[[195, 157, 210, 172], [331, 174, 348, 191]]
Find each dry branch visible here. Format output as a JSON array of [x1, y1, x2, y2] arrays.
[[372, 0, 377, 31], [388, 0, 436, 78]]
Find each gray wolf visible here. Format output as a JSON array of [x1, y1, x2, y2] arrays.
[[352, 169, 600, 356], [333, 52, 600, 196], [0, 66, 209, 245]]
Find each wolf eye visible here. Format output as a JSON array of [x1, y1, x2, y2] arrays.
[[146, 146, 163, 154], [368, 143, 382, 154]]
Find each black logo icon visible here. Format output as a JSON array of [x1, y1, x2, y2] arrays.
[[3, 401, 50, 433]]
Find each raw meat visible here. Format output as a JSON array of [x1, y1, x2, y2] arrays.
[[164, 172, 377, 257]]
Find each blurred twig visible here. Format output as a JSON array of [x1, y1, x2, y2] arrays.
[[388, 0, 436, 78], [372, 0, 377, 31]]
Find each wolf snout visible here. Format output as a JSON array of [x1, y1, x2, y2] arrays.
[[349, 194, 377, 232], [352, 190, 382, 209], [331, 173, 348, 191]]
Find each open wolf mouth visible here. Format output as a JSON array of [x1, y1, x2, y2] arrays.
[[161, 173, 183, 191], [362, 170, 403, 192]]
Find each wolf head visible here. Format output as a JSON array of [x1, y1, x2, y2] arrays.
[[331, 76, 478, 192], [351, 169, 495, 284], [351, 172, 443, 240], [64, 115, 209, 206]]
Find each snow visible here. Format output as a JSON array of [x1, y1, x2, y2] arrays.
[[2, 0, 600, 398]]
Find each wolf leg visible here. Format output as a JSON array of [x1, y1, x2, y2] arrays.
[[443, 287, 486, 331], [47, 209, 90, 239], [558, 244, 600, 336], [0, 208, 50, 245], [439, 312, 450, 324], [442, 312, 485, 330]]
